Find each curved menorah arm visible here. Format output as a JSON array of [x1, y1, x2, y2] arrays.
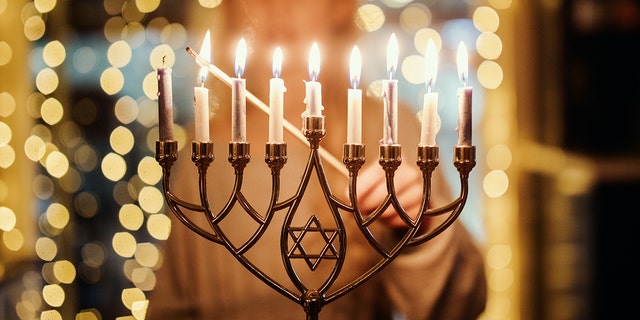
[[156, 141, 223, 244], [340, 144, 437, 257], [407, 145, 476, 247]]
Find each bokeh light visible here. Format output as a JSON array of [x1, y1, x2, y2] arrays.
[[0, 91, 16, 117], [146, 213, 171, 241], [25, 135, 47, 161], [35, 237, 58, 261], [0, 206, 16, 231], [108, 40, 133, 68], [110, 126, 135, 155], [42, 40, 66, 67], [35, 68, 59, 95], [42, 284, 65, 307], [24, 15, 46, 41], [355, 4, 385, 32], [34, 0, 57, 13], [0, 41, 12, 66], [0, 121, 11, 146], [44, 150, 69, 178], [101, 152, 127, 181], [100, 67, 125, 95], [119, 204, 144, 231], [113, 232, 137, 258], [40, 97, 64, 125]]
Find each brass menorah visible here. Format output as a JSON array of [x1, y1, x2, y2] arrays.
[[155, 116, 475, 319]]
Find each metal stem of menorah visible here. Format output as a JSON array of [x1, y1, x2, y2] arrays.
[[155, 112, 476, 319]]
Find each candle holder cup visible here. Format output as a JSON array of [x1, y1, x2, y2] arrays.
[[155, 115, 475, 319]]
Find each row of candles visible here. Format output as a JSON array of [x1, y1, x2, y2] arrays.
[[157, 32, 472, 147]]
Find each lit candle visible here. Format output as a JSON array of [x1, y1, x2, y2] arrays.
[[231, 38, 247, 142], [382, 33, 398, 145], [456, 41, 472, 146], [347, 45, 362, 144], [303, 42, 323, 117], [269, 47, 285, 143], [420, 39, 439, 146], [194, 30, 211, 142], [157, 57, 174, 141]]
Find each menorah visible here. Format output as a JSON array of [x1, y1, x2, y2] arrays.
[[154, 36, 476, 320]]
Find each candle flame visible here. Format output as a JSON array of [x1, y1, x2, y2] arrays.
[[198, 30, 211, 84], [386, 33, 398, 79], [349, 45, 361, 89], [235, 38, 247, 78], [309, 42, 320, 81], [272, 47, 283, 78], [425, 38, 438, 92], [456, 41, 469, 85]]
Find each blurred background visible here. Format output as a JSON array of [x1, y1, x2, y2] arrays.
[[1, 0, 639, 319]]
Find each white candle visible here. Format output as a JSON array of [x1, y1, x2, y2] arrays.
[[194, 30, 211, 142], [303, 42, 323, 117], [382, 33, 398, 145], [269, 47, 285, 144], [347, 45, 362, 144], [231, 38, 247, 142], [194, 86, 209, 142], [420, 39, 439, 146], [456, 41, 472, 146], [157, 60, 174, 141]]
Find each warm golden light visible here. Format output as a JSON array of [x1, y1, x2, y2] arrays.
[[137, 156, 162, 185], [107, 40, 132, 68], [0, 92, 15, 117], [0, 121, 10, 146], [0, 206, 16, 231], [45, 150, 69, 178], [119, 204, 144, 231], [45, 203, 70, 229], [35, 237, 58, 261], [112, 232, 137, 258], [478, 60, 503, 89], [138, 186, 163, 214], [457, 41, 469, 85], [272, 46, 283, 78], [199, 30, 211, 83], [43, 40, 66, 67], [42, 284, 65, 307], [135, 0, 160, 13], [53, 260, 76, 284], [234, 37, 247, 78], [100, 67, 124, 95], [308, 42, 320, 81], [424, 38, 438, 91], [36, 68, 59, 95], [134, 242, 160, 268], [101, 152, 127, 181], [355, 4, 385, 32], [349, 45, 361, 89], [109, 126, 135, 155], [121, 287, 146, 311], [386, 33, 398, 79], [146, 213, 171, 240]]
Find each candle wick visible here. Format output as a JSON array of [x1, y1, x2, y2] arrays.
[[162, 55, 166, 67]]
